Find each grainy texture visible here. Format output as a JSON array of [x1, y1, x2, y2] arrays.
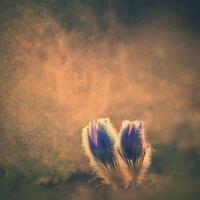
[[0, 1, 200, 199]]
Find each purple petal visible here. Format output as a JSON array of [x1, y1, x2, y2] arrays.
[[88, 121, 115, 163], [121, 121, 144, 160], [88, 121, 98, 147]]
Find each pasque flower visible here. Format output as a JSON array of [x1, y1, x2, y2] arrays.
[[120, 120, 145, 162], [82, 119, 152, 189], [118, 120, 152, 188], [88, 120, 116, 165], [82, 118, 119, 184]]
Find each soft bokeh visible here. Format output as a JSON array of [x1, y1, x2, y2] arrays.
[[0, 1, 200, 199]]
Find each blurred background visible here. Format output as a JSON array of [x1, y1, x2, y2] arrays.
[[0, 0, 200, 199]]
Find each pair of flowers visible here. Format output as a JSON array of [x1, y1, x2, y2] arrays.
[[82, 118, 152, 190]]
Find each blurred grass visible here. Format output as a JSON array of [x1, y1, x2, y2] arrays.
[[0, 134, 199, 200]]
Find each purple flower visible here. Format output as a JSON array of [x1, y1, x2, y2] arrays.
[[120, 120, 145, 163], [82, 119, 152, 188], [82, 119, 117, 168], [89, 121, 112, 150], [119, 120, 152, 189]]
